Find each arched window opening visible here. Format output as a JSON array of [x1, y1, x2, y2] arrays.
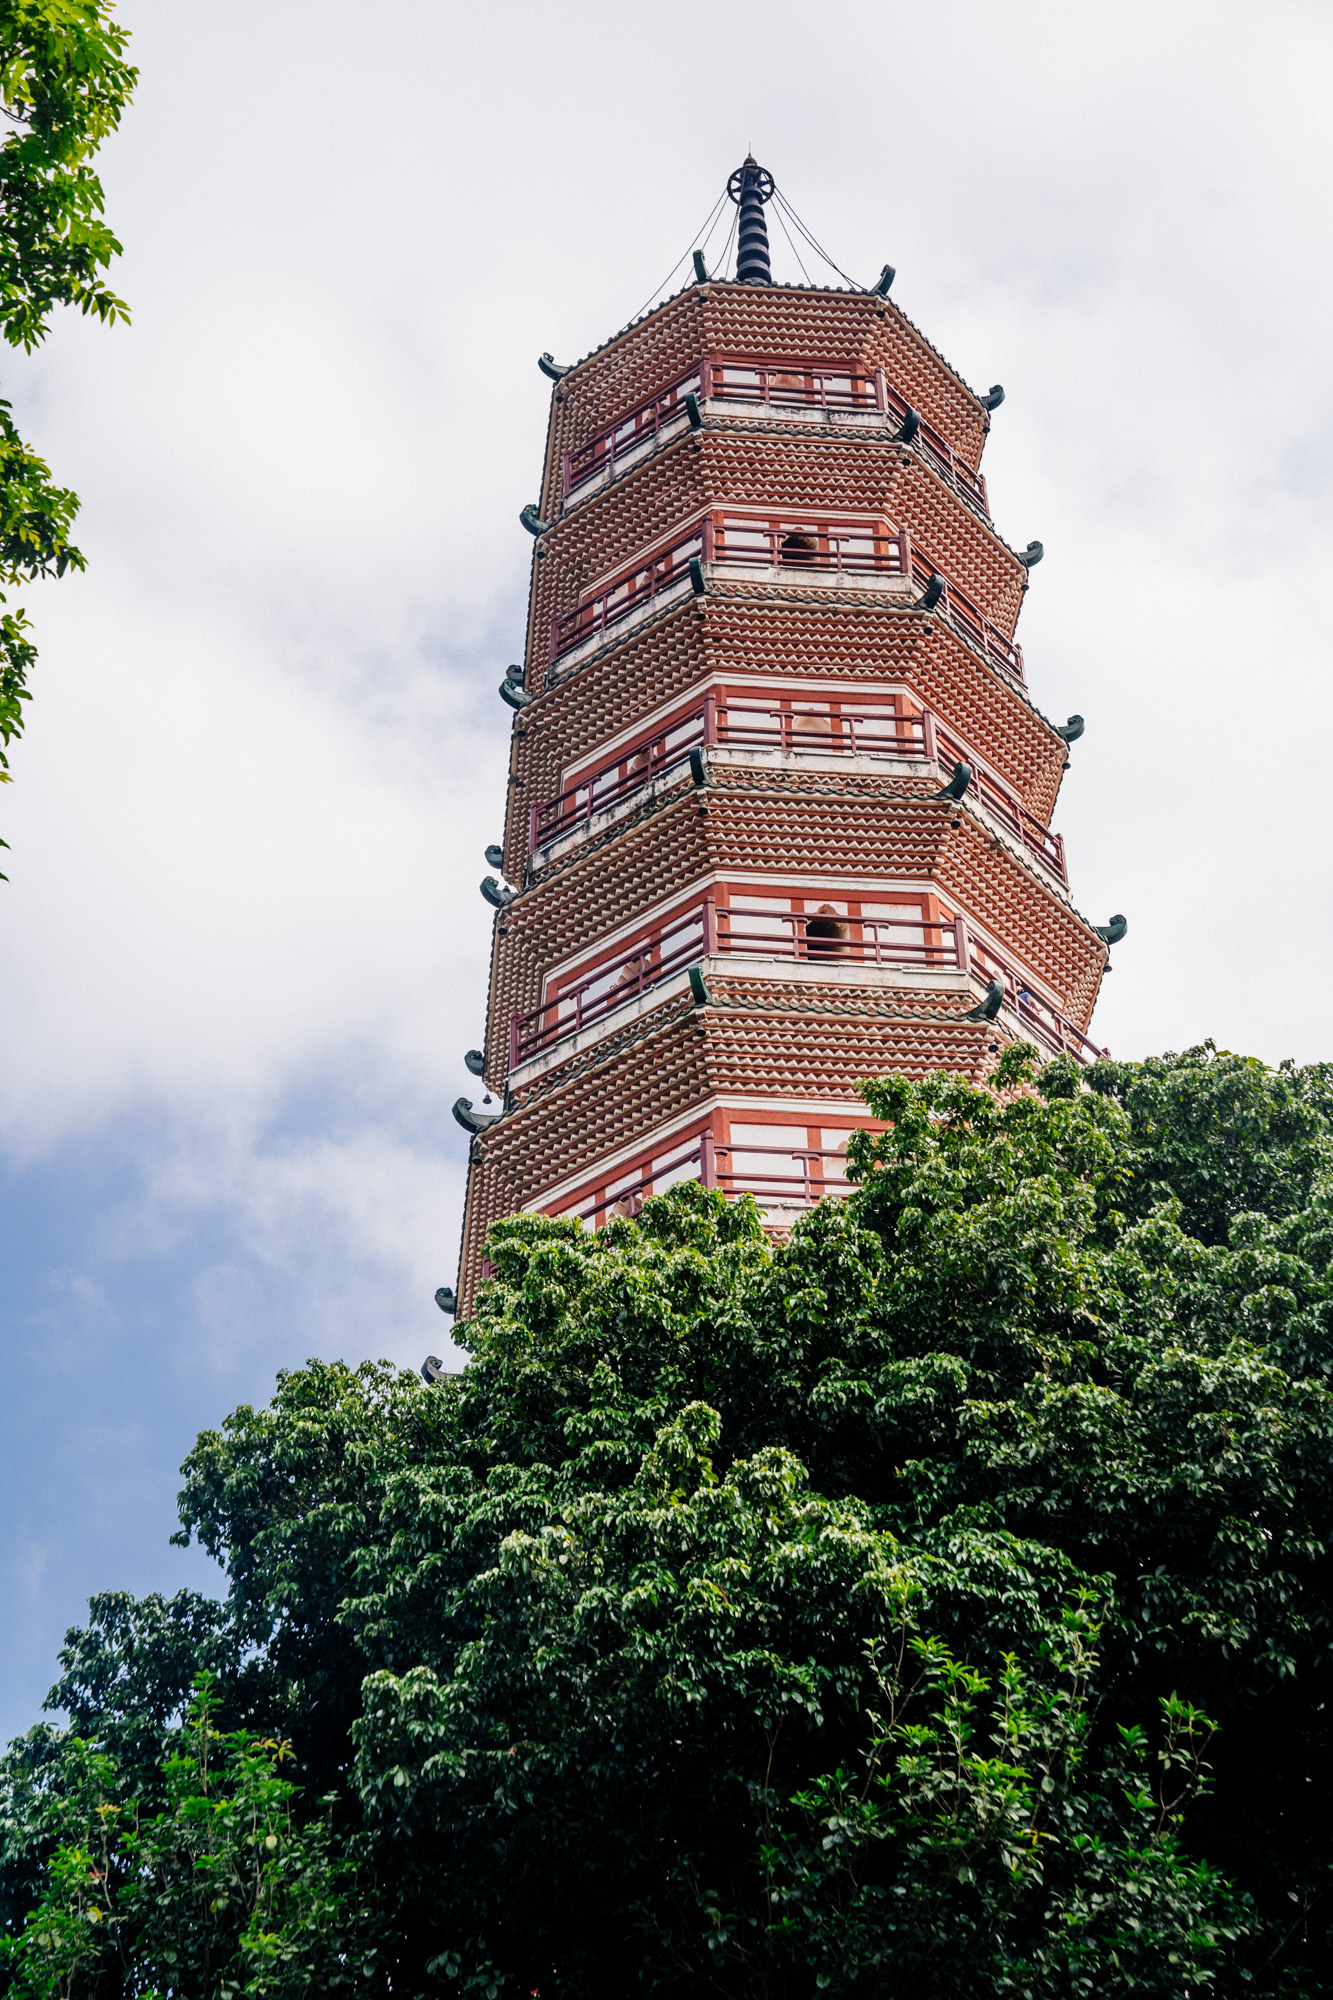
[[780, 531, 818, 565], [617, 952, 649, 995], [804, 904, 849, 957], [791, 708, 831, 748]]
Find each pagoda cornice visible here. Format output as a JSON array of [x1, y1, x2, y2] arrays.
[[546, 281, 995, 463], [529, 428, 1027, 668], [557, 405, 995, 530], [524, 747, 1079, 909]]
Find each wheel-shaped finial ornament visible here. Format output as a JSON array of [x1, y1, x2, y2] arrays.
[[728, 161, 775, 205]]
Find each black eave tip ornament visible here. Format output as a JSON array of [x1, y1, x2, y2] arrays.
[[1096, 915, 1128, 946], [1055, 715, 1084, 744], [434, 1286, 456, 1316], [422, 1353, 448, 1383], [964, 976, 1006, 1022], [454, 1097, 502, 1135], [484, 843, 505, 870], [464, 1049, 486, 1076], [980, 384, 1005, 411], [480, 876, 515, 908], [1016, 540, 1044, 569], [499, 664, 531, 711], [520, 503, 552, 536], [538, 353, 570, 381], [919, 570, 945, 612], [870, 264, 895, 297], [930, 760, 972, 804]]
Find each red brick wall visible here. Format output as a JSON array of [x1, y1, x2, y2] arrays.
[[527, 427, 1024, 673], [539, 282, 992, 523]]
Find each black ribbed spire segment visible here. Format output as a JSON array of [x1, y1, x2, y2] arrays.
[[728, 156, 775, 285]]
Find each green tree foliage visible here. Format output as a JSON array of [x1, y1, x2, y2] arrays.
[[2, 1679, 377, 2000], [0, 0, 135, 839], [5, 1041, 1333, 1995]]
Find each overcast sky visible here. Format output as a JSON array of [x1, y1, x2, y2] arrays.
[[1, 0, 1330, 1742]]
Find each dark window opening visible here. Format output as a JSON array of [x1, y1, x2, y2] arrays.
[[805, 905, 849, 956], [780, 531, 818, 565]]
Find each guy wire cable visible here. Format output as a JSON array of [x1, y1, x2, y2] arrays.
[[771, 198, 813, 286], [626, 184, 730, 324], [717, 199, 739, 281], [771, 188, 863, 288]]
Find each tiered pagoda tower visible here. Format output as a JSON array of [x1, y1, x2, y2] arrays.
[[452, 161, 1112, 1312]]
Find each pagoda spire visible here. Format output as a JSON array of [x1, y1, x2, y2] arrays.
[[729, 156, 775, 285]]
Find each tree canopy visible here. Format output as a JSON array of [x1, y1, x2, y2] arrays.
[[5, 1041, 1333, 1997], [0, 0, 135, 853]]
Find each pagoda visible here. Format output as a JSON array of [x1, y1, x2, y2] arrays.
[[450, 159, 1115, 1313]]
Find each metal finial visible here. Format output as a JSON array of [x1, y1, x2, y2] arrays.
[[727, 156, 775, 285]]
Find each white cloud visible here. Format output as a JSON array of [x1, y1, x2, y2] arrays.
[[2, 0, 1331, 1357]]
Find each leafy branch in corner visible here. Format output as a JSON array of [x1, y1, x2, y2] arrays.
[[0, 0, 136, 861]]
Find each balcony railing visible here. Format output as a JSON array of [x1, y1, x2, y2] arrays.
[[550, 524, 706, 662], [710, 358, 880, 412], [967, 934, 1107, 1065], [561, 1131, 852, 1226], [712, 515, 907, 574], [532, 709, 711, 844], [511, 908, 708, 1065], [563, 368, 704, 497], [714, 903, 962, 972], [932, 722, 1065, 879], [550, 512, 909, 664], [910, 549, 1024, 681], [560, 355, 991, 516], [878, 379, 989, 515], [511, 900, 967, 1067], [531, 696, 1065, 884], [511, 894, 1104, 1072]]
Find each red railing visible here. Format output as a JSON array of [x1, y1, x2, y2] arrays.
[[531, 697, 926, 846], [563, 367, 704, 497], [550, 524, 705, 662], [712, 514, 907, 575], [531, 696, 1065, 884], [511, 895, 1103, 1072], [878, 378, 989, 515], [710, 358, 880, 412], [965, 931, 1107, 1063], [560, 1130, 854, 1226], [511, 899, 967, 1066], [559, 355, 990, 518], [550, 519, 1018, 684], [532, 709, 711, 844], [714, 903, 964, 971], [551, 511, 910, 664], [911, 549, 1024, 681], [564, 1137, 712, 1226], [933, 723, 1065, 879], [714, 1139, 853, 1205], [510, 909, 708, 1066], [710, 699, 924, 758]]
